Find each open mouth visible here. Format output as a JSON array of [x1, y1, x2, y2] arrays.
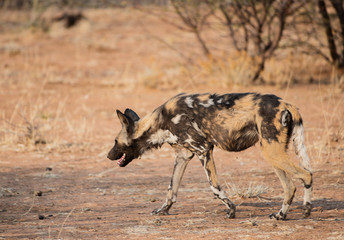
[[117, 153, 126, 167]]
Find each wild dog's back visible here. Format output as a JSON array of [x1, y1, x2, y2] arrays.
[[160, 93, 304, 154]]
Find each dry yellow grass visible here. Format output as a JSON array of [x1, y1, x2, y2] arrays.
[[0, 89, 93, 152], [225, 180, 269, 199]]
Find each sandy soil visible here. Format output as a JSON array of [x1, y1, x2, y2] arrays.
[[0, 8, 343, 240]]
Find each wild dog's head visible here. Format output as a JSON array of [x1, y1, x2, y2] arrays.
[[107, 108, 141, 167]]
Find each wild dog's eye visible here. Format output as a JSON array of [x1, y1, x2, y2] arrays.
[[115, 140, 118, 145]]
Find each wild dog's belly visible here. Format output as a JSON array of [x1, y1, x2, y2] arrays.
[[197, 106, 259, 152], [211, 122, 259, 152], [175, 122, 259, 153]]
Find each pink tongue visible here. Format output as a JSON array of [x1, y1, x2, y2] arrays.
[[117, 153, 126, 166]]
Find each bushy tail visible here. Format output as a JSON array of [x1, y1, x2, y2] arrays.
[[286, 105, 312, 172]]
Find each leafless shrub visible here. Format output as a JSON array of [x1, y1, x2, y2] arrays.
[[170, 0, 298, 83], [217, 0, 298, 83]]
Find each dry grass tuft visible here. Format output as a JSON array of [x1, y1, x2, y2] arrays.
[[225, 181, 269, 199], [1, 96, 50, 150]]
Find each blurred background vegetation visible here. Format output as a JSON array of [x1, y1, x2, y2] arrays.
[[0, 0, 169, 8], [0, 0, 343, 87]]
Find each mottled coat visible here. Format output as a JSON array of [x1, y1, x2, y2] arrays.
[[108, 93, 313, 220]]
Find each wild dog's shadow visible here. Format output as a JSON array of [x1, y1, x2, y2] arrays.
[[240, 198, 344, 209], [238, 198, 344, 220], [310, 198, 344, 211]]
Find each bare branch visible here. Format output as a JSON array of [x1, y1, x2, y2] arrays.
[[170, 0, 213, 56], [219, 3, 241, 50], [136, 19, 195, 65], [136, 7, 191, 32]]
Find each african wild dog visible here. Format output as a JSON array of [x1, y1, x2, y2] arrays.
[[107, 93, 313, 220]]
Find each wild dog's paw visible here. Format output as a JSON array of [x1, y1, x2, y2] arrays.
[[269, 211, 287, 220], [303, 202, 312, 218], [151, 208, 169, 216], [226, 208, 236, 219]]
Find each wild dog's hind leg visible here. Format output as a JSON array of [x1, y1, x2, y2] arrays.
[[152, 146, 194, 215], [261, 141, 313, 220], [269, 167, 296, 220], [199, 148, 236, 218]]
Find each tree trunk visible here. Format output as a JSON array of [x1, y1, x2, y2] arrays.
[[252, 57, 266, 83], [329, 0, 344, 68], [318, 0, 339, 65]]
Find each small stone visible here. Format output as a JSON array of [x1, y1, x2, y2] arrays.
[[34, 191, 43, 197]]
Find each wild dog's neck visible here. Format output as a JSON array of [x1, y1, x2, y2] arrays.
[[133, 108, 177, 149], [133, 109, 161, 139]]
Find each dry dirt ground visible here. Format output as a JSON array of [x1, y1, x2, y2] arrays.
[[0, 8, 344, 240]]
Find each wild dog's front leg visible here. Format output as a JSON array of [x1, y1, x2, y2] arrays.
[[199, 148, 236, 218], [152, 147, 194, 215]]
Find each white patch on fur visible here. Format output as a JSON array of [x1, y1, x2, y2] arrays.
[[280, 203, 290, 214], [184, 135, 194, 145], [292, 124, 312, 171], [191, 122, 206, 137], [217, 98, 223, 104], [171, 114, 184, 124], [281, 111, 289, 126], [147, 129, 178, 145], [210, 186, 227, 199], [199, 99, 214, 107], [185, 97, 194, 108], [184, 135, 204, 152], [304, 187, 312, 205]]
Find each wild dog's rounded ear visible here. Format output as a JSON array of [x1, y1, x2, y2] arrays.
[[117, 109, 135, 134], [116, 110, 129, 127], [124, 108, 140, 122]]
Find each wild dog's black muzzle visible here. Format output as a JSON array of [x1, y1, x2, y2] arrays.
[[107, 145, 120, 161], [107, 152, 115, 160], [107, 146, 131, 167]]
